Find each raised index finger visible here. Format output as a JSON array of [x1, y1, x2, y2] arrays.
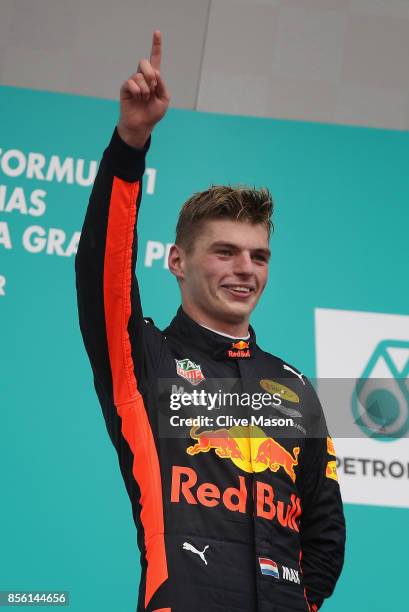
[[150, 30, 162, 71]]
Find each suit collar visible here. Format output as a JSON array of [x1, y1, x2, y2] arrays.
[[164, 306, 257, 361]]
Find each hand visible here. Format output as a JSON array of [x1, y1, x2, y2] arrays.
[[117, 30, 170, 148]]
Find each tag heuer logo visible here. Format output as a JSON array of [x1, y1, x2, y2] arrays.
[[175, 358, 205, 386]]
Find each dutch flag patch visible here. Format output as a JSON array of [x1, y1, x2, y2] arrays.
[[258, 557, 279, 579]]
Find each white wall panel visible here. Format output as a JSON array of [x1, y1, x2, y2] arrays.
[[271, 7, 347, 81], [335, 84, 408, 130], [1, 0, 210, 108], [199, 0, 409, 129], [1, 0, 409, 129]]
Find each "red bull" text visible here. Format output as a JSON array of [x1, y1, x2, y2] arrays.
[[227, 340, 251, 358], [170, 466, 302, 532]]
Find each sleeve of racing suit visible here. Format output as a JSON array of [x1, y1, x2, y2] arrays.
[[75, 125, 164, 474], [299, 380, 346, 610], [76, 127, 169, 610]]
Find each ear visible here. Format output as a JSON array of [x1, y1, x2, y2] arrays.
[[168, 243, 186, 280]]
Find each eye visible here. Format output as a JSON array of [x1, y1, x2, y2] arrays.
[[252, 253, 268, 263], [217, 249, 232, 256]]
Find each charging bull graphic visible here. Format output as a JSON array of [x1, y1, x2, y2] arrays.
[[227, 340, 251, 358], [255, 439, 300, 483], [187, 426, 245, 459], [186, 425, 300, 482]]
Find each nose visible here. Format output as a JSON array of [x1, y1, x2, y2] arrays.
[[233, 251, 253, 276]]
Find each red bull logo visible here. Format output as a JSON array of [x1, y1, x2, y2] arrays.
[[326, 460, 338, 482], [171, 466, 302, 531], [327, 437, 336, 456], [255, 438, 300, 483], [186, 425, 300, 482], [187, 426, 244, 459], [232, 340, 250, 350], [228, 340, 250, 358]]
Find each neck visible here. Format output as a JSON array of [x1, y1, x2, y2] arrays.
[[181, 302, 250, 338]]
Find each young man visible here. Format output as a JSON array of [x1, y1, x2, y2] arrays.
[[76, 31, 345, 612]]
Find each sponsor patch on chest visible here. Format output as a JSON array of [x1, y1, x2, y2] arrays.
[[175, 358, 205, 386]]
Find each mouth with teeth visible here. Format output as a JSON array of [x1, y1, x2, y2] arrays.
[[221, 284, 255, 299]]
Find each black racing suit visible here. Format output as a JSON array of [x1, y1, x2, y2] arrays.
[[75, 128, 345, 612]]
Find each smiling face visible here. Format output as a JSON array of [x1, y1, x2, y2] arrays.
[[168, 218, 270, 336]]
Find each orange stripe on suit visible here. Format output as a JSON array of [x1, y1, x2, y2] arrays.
[[104, 176, 168, 609]]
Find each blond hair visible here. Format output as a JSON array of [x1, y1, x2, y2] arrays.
[[175, 184, 273, 252]]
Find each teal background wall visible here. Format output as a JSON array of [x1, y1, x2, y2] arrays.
[[1, 86, 408, 611]]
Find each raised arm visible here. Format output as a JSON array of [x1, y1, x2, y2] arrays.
[[75, 31, 170, 439], [117, 30, 170, 148]]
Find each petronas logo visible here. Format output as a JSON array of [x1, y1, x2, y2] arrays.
[[352, 340, 409, 441]]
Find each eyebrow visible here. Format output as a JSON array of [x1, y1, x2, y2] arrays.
[[210, 241, 271, 259]]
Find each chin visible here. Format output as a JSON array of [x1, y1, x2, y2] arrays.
[[219, 303, 252, 323]]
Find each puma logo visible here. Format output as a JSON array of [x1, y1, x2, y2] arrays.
[[182, 541, 210, 565], [283, 363, 305, 386]]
